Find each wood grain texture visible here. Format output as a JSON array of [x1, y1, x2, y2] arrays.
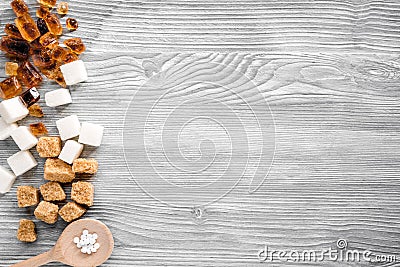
[[1, 0, 400, 266], [1, 0, 400, 52]]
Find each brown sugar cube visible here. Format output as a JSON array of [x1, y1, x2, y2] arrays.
[[40, 182, 66, 202], [44, 158, 75, 183], [17, 219, 36, 242], [5, 62, 19, 77], [37, 137, 62, 158], [30, 122, 48, 137], [28, 104, 44, 118], [17, 186, 39, 208], [72, 159, 98, 174], [34, 201, 58, 224], [59, 202, 86, 222], [71, 181, 94, 207]]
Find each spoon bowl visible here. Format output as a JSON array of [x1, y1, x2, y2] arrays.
[[12, 219, 114, 267]]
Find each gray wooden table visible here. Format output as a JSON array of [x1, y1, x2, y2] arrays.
[[1, 0, 400, 266]]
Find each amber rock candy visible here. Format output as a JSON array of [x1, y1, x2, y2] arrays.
[[38, 0, 56, 8], [62, 51, 79, 63], [44, 13, 63, 36], [0, 76, 22, 100], [66, 18, 78, 31], [51, 46, 67, 61], [39, 32, 58, 49], [10, 0, 29, 17], [32, 48, 55, 69], [41, 65, 66, 88], [36, 18, 49, 35], [57, 2, 69, 15], [28, 104, 44, 117], [20, 87, 40, 108], [0, 37, 30, 60], [4, 24, 22, 39], [5, 62, 19, 76], [64, 38, 85, 54], [15, 14, 41, 42], [17, 62, 43, 88], [36, 5, 51, 19], [30, 122, 48, 136]]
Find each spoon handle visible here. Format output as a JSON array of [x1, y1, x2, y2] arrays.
[[11, 250, 56, 267]]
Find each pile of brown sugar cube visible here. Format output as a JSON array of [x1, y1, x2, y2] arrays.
[[0, 0, 104, 242]]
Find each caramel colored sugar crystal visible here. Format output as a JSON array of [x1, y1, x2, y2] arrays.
[[59, 202, 86, 222], [31, 48, 55, 69], [64, 38, 86, 54], [40, 182, 66, 202], [71, 181, 94, 207], [51, 46, 67, 62], [4, 24, 22, 39], [10, 0, 29, 17], [30, 122, 48, 137], [62, 51, 79, 63], [44, 158, 75, 183], [72, 159, 98, 174], [41, 65, 66, 88], [0, 76, 22, 100], [17, 186, 39, 208], [28, 103, 44, 117], [17, 219, 36, 242], [0, 36, 30, 60], [37, 137, 62, 157], [36, 6, 50, 19], [39, 32, 58, 49], [36, 18, 49, 35], [5, 62, 19, 76], [44, 13, 63, 36], [38, 0, 56, 8], [15, 14, 41, 42], [17, 61, 43, 88], [57, 2, 69, 15], [66, 18, 78, 31], [34, 201, 58, 224]]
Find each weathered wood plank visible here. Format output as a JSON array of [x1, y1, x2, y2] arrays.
[[1, 0, 400, 52], [0, 52, 399, 266]]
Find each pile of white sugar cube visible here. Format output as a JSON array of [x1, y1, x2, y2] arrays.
[[0, 60, 103, 194]]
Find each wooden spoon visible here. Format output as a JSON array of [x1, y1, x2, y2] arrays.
[[12, 219, 114, 267]]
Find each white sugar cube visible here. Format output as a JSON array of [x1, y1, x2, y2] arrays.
[[59, 140, 84, 164], [56, 115, 81, 141], [0, 97, 29, 123], [60, 60, 88, 86], [78, 122, 104, 147], [45, 89, 72, 107], [0, 117, 18, 140], [0, 166, 16, 194], [7, 150, 37, 176], [11, 126, 38, 150]]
